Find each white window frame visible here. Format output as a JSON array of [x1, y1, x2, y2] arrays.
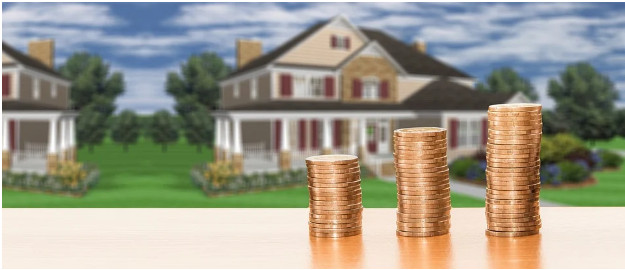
[[250, 77, 258, 100], [233, 82, 240, 98], [51, 83, 57, 98], [309, 77, 324, 97], [33, 78, 40, 100], [458, 119, 481, 148], [362, 77, 379, 100], [334, 36, 349, 50]]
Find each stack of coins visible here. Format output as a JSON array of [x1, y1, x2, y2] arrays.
[[306, 154, 363, 238], [486, 103, 542, 237], [394, 127, 451, 237]]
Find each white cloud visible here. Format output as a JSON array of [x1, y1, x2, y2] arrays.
[[3, 3, 121, 27], [112, 65, 178, 113]]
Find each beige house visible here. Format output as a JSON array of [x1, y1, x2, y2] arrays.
[[2, 40, 77, 173], [213, 15, 527, 176]]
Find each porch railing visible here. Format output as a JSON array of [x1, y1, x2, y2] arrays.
[[13, 142, 47, 161]]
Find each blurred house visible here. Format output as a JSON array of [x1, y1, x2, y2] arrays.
[[214, 15, 527, 176], [2, 40, 77, 173]]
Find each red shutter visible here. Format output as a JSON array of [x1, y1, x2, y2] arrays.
[[2, 75, 10, 97], [333, 120, 342, 148], [298, 120, 306, 151], [352, 79, 362, 98], [482, 118, 488, 146], [331, 35, 337, 48], [280, 73, 292, 97], [450, 119, 459, 149], [345, 37, 351, 49], [311, 120, 319, 150], [324, 76, 335, 98], [367, 125, 377, 153], [274, 120, 281, 151], [380, 80, 389, 99], [9, 120, 15, 151]]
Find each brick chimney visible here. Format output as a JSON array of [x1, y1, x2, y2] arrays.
[[28, 39, 55, 68], [236, 39, 262, 69], [412, 39, 426, 54]]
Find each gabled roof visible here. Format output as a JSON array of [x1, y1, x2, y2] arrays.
[[226, 17, 472, 79], [2, 41, 68, 80], [226, 80, 514, 111]]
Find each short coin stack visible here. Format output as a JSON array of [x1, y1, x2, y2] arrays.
[[394, 127, 451, 237], [306, 154, 363, 238], [486, 103, 542, 237]]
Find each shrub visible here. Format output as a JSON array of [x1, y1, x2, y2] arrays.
[[557, 161, 590, 183], [202, 161, 234, 188], [54, 161, 88, 188], [540, 164, 562, 186], [599, 150, 623, 168], [450, 158, 479, 178], [541, 133, 588, 164]]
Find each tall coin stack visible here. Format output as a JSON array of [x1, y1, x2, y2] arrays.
[[486, 103, 542, 237], [394, 127, 451, 237], [306, 155, 363, 238]]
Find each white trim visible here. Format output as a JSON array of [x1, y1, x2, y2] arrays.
[[20, 66, 71, 86], [219, 66, 271, 86], [32, 78, 40, 100], [233, 118, 242, 154], [506, 92, 530, 103], [48, 118, 58, 154], [280, 118, 289, 151], [400, 74, 476, 84], [233, 82, 240, 98], [51, 83, 58, 98], [2, 118, 9, 151], [2, 111, 78, 120], [219, 110, 421, 121], [250, 77, 258, 100]]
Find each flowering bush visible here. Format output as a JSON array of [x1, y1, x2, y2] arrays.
[[54, 161, 88, 188], [202, 161, 234, 188]]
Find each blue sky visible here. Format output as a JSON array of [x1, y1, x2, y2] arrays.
[[3, 2, 625, 114]]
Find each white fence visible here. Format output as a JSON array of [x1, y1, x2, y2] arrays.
[[13, 142, 47, 161]]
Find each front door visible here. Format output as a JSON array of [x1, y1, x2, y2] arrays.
[[377, 120, 390, 154]]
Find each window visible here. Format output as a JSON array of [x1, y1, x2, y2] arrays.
[[233, 82, 239, 98], [51, 83, 57, 98], [310, 77, 324, 97], [33, 79, 40, 100], [458, 119, 481, 147], [362, 77, 379, 100], [250, 78, 258, 100], [331, 35, 350, 50], [293, 75, 307, 97]]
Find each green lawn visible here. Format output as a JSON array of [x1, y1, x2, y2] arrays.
[[2, 138, 484, 208], [587, 136, 625, 150]]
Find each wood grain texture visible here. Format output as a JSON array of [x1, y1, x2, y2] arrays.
[[3, 207, 625, 268]]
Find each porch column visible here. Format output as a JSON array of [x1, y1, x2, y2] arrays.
[[68, 117, 76, 161], [223, 119, 231, 162], [279, 118, 291, 170], [322, 118, 332, 155], [2, 117, 10, 170], [60, 118, 67, 161], [47, 118, 59, 173], [349, 119, 357, 155], [214, 117, 222, 162], [232, 118, 243, 174], [359, 118, 367, 159]]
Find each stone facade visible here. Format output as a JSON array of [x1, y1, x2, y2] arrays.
[[3, 150, 11, 170], [232, 153, 243, 174], [321, 148, 332, 155], [341, 55, 398, 103], [28, 40, 55, 68], [279, 150, 291, 171], [46, 153, 59, 173]]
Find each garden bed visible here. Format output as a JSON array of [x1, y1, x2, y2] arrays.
[[191, 162, 307, 197], [2, 165, 100, 197]]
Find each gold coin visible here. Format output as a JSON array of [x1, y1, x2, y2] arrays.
[[306, 154, 359, 164], [486, 166, 540, 173], [310, 230, 361, 238], [308, 185, 361, 192], [487, 219, 541, 227], [488, 124, 541, 131], [486, 211, 540, 218], [308, 181, 361, 188], [309, 191, 362, 198], [487, 224, 541, 231], [394, 144, 447, 151], [488, 119, 542, 125], [486, 153, 540, 159], [309, 194, 362, 201], [307, 167, 360, 174], [398, 199, 451, 207], [309, 200, 361, 207], [486, 207, 540, 214], [398, 197, 451, 204], [395, 163, 448, 170], [488, 133, 542, 139], [309, 212, 362, 219], [310, 209, 363, 216], [487, 161, 541, 169], [397, 180, 449, 187], [310, 226, 362, 233], [394, 127, 446, 137], [487, 178, 541, 185], [398, 188, 450, 197], [396, 229, 449, 237], [489, 103, 542, 111], [487, 215, 541, 223], [307, 163, 360, 170], [487, 148, 539, 155], [485, 198, 540, 205], [486, 201, 540, 209], [309, 222, 362, 229], [394, 155, 448, 163], [397, 223, 450, 232], [399, 206, 451, 214], [393, 141, 447, 148], [488, 111, 542, 117], [486, 188, 539, 195], [397, 210, 451, 218], [392, 147, 447, 154], [310, 204, 362, 210], [485, 172, 540, 178], [486, 156, 540, 163], [394, 137, 447, 144], [397, 214, 450, 223], [307, 173, 360, 180], [488, 115, 541, 121], [485, 230, 539, 237]]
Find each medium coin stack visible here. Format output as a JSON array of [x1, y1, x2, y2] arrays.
[[486, 103, 543, 237], [394, 127, 451, 237], [306, 154, 363, 238]]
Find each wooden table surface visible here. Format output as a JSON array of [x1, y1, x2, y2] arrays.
[[3, 207, 625, 268]]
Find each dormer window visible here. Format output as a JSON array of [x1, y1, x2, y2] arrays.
[[331, 35, 350, 50], [362, 77, 380, 100]]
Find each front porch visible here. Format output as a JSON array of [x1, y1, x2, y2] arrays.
[[3, 111, 78, 174], [212, 110, 435, 175]]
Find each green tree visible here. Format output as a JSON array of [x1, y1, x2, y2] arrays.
[[542, 110, 569, 135], [615, 109, 625, 138], [58, 52, 124, 110], [477, 67, 538, 101], [111, 110, 141, 152], [548, 62, 618, 143], [182, 106, 214, 153], [77, 108, 108, 153], [148, 110, 179, 152], [166, 52, 230, 111]]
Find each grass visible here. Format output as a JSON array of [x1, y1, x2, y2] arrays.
[[2, 137, 484, 208], [587, 136, 625, 150]]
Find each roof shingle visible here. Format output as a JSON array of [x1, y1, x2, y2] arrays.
[[2, 42, 68, 80]]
